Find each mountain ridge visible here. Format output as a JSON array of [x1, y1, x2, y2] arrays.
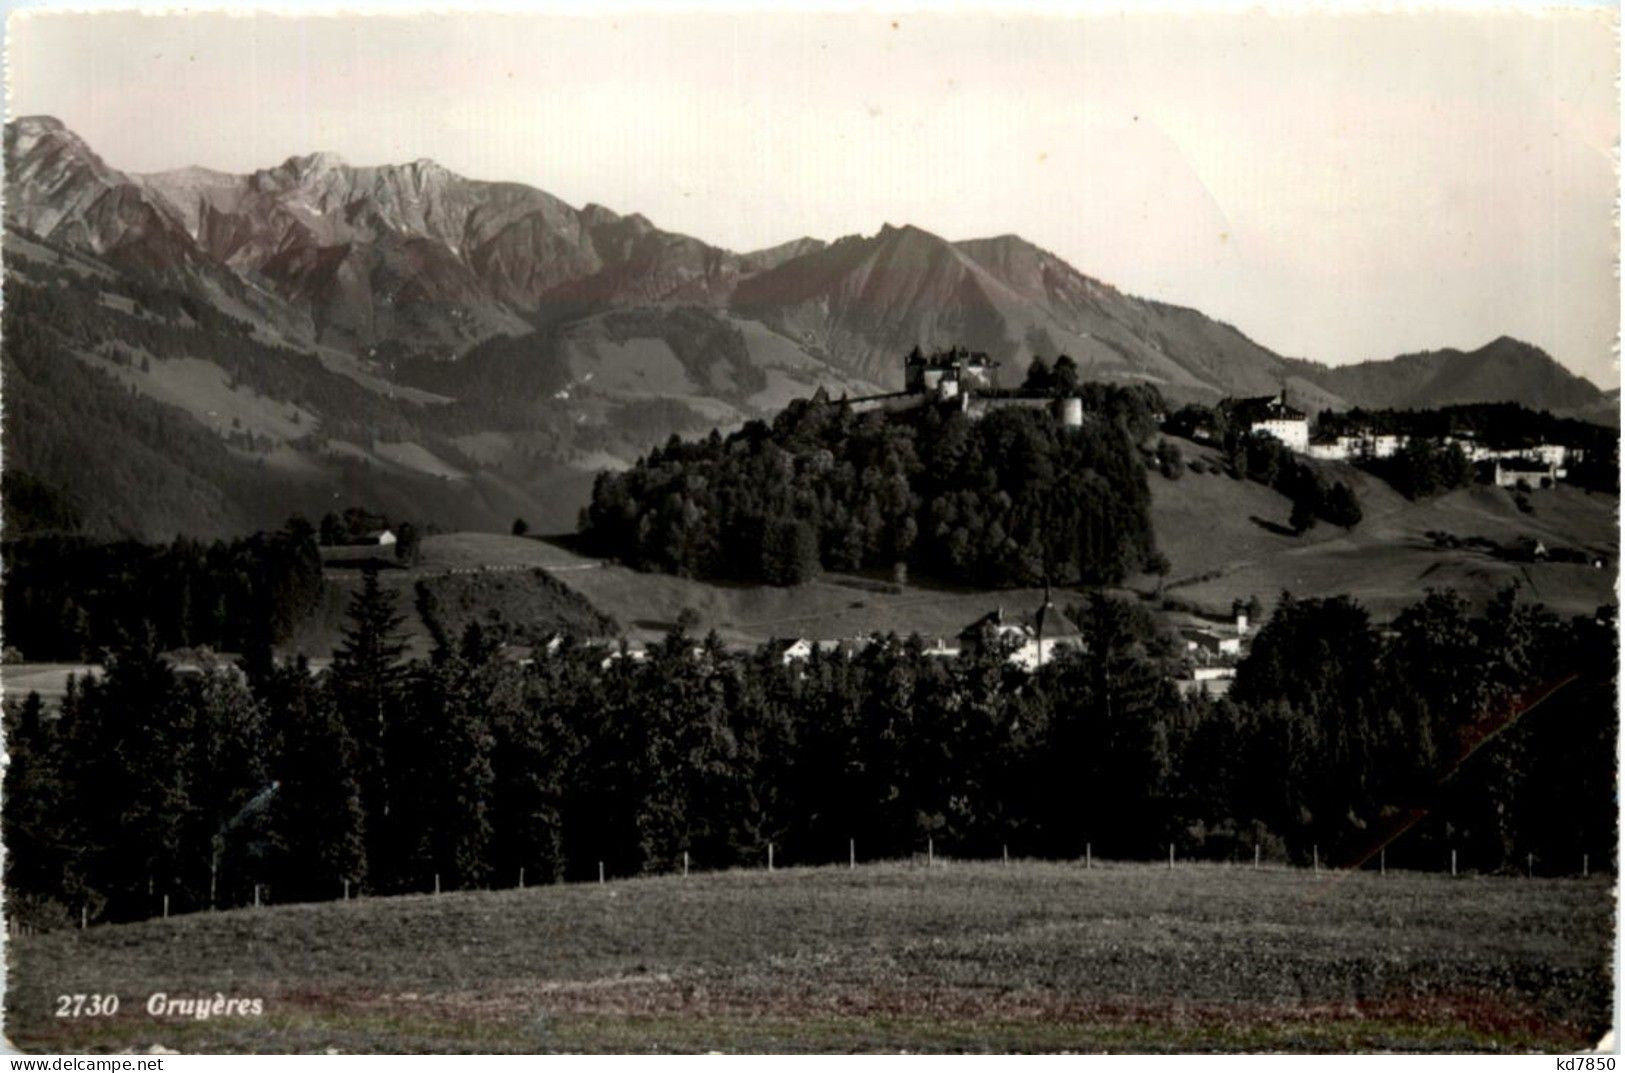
[[7, 114, 1607, 406], [3, 115, 1612, 540]]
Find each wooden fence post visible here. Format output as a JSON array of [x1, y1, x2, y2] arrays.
[[1002, 844, 1009, 866], [343, 879, 350, 901], [1380, 848, 1386, 876], [927, 837, 934, 868], [1168, 843, 1174, 870], [253, 884, 261, 908], [163, 894, 169, 919], [1313, 845, 1319, 873], [1451, 849, 1457, 877], [683, 852, 690, 877], [1254, 843, 1260, 870], [850, 839, 856, 870], [80, 906, 87, 931], [598, 861, 605, 884], [1086, 843, 1092, 870], [518, 868, 525, 890], [768, 842, 775, 872], [434, 873, 441, 895]]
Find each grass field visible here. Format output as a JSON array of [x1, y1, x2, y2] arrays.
[[5, 862, 1612, 1054], [1139, 442, 1616, 621]]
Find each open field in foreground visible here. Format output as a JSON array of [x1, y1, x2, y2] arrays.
[[5, 862, 1613, 1054]]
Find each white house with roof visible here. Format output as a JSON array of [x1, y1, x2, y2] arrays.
[[1228, 391, 1310, 453]]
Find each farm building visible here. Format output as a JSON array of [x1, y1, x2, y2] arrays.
[[772, 638, 815, 665], [360, 529, 397, 547], [1181, 626, 1242, 659], [1175, 665, 1236, 698], [959, 601, 1083, 671], [1494, 457, 1558, 489]]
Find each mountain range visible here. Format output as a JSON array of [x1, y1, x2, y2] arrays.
[[3, 115, 1613, 541]]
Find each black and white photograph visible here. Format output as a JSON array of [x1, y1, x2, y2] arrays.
[[0, 2, 1618, 1057]]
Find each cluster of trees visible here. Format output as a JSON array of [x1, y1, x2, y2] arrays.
[[3, 522, 325, 662], [1018, 357, 1167, 440], [4, 579, 1613, 930], [1367, 437, 1475, 500], [582, 388, 1165, 588], [1020, 354, 1082, 396], [317, 508, 413, 549], [1229, 431, 1362, 532]]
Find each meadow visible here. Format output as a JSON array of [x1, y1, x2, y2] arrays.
[[5, 860, 1612, 1054], [1146, 439, 1617, 621]]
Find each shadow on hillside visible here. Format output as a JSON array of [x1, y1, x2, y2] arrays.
[[1248, 515, 1298, 538], [636, 619, 679, 632], [535, 531, 596, 556], [324, 556, 405, 572]]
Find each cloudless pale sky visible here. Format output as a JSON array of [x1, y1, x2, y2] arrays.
[[7, 8, 1619, 386]]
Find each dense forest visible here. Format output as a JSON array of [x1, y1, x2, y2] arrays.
[[581, 381, 1166, 587], [3, 522, 325, 663], [4, 578, 1613, 929]]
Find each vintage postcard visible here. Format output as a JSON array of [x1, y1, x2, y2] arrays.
[[0, 2, 1617, 1059]]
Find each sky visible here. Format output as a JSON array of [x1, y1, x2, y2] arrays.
[[6, 7, 1620, 387]]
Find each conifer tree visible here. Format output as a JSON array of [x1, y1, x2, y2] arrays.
[[270, 659, 368, 901], [330, 567, 409, 880]]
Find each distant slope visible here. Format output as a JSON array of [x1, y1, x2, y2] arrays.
[[731, 225, 1335, 400], [1147, 438, 1617, 621], [1297, 337, 1607, 415]]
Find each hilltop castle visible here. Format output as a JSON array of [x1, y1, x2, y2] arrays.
[[843, 347, 1085, 428]]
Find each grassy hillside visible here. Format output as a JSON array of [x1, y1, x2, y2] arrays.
[[280, 533, 619, 659], [455, 533, 1075, 646], [1144, 439, 1617, 620], [5, 861, 1610, 1053]]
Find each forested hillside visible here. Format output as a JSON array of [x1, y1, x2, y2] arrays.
[[582, 385, 1166, 587]]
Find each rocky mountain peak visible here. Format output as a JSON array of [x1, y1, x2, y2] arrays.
[[288, 150, 347, 176], [5, 115, 110, 174]]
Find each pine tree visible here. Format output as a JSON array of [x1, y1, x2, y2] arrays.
[[3, 692, 78, 927], [330, 567, 409, 883], [391, 656, 496, 890], [270, 659, 368, 900], [184, 662, 271, 911]]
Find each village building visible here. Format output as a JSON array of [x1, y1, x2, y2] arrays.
[[959, 599, 1083, 671], [772, 638, 815, 665], [1181, 625, 1242, 659], [1174, 665, 1236, 699], [1494, 457, 1558, 489], [1225, 391, 1310, 452]]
